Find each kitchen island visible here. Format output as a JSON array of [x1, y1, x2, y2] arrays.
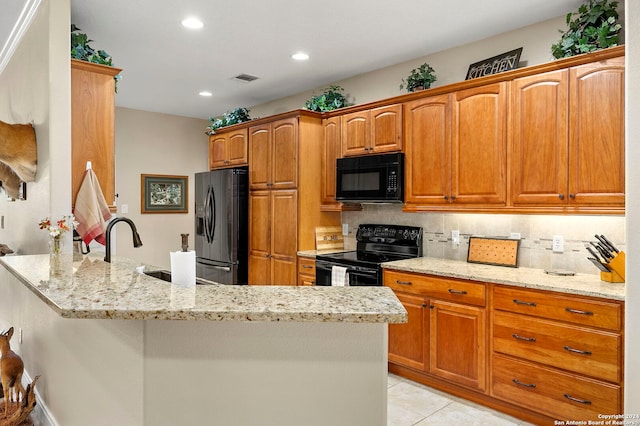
[[0, 254, 406, 426]]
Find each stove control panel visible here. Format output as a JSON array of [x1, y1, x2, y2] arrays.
[[356, 224, 423, 244]]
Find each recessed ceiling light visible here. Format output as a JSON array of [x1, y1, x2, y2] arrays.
[[182, 17, 204, 29], [199, 91, 212, 97], [291, 52, 309, 61]]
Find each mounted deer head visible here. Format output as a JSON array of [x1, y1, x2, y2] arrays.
[[0, 120, 37, 197]]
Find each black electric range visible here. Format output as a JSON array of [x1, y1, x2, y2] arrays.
[[315, 224, 423, 286]]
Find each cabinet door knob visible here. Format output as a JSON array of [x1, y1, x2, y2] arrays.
[[558, 194, 565, 200], [451, 195, 456, 201], [569, 193, 576, 199], [444, 196, 449, 200]]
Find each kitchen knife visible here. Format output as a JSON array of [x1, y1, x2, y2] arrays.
[[594, 235, 614, 256], [586, 246, 606, 263], [590, 241, 612, 260], [600, 235, 620, 253], [587, 257, 611, 272]]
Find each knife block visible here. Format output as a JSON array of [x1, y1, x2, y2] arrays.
[[600, 251, 625, 283]]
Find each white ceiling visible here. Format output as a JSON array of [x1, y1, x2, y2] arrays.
[[4, 1, 583, 120]]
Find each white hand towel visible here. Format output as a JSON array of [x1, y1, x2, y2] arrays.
[[73, 169, 112, 245], [331, 265, 349, 286]]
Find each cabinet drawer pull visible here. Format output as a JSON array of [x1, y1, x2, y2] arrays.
[[513, 299, 537, 307], [302, 265, 313, 269], [563, 393, 592, 405], [396, 280, 412, 286], [448, 289, 467, 295], [512, 378, 536, 388], [563, 345, 592, 356], [565, 307, 593, 316], [512, 333, 536, 342]]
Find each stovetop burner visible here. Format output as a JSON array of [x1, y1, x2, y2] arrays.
[[316, 224, 423, 268]]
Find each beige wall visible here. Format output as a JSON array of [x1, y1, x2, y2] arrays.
[[112, 107, 209, 269], [0, 0, 70, 255], [251, 15, 570, 118]]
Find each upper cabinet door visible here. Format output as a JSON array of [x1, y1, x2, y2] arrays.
[[321, 117, 340, 204], [341, 111, 370, 156], [451, 83, 507, 205], [404, 94, 452, 206], [209, 134, 227, 170], [226, 129, 248, 166], [569, 57, 625, 206], [371, 104, 403, 153], [511, 70, 569, 206], [249, 124, 271, 189], [271, 117, 298, 189]]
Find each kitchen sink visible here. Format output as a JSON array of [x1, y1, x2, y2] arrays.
[[144, 270, 211, 285]]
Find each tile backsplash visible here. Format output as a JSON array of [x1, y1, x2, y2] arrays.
[[342, 204, 625, 275]]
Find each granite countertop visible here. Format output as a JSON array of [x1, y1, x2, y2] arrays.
[[0, 254, 407, 323], [382, 257, 625, 301]]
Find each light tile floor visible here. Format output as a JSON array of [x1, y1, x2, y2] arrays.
[[387, 374, 535, 426]]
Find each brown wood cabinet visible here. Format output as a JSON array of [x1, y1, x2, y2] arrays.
[[385, 268, 625, 424], [341, 104, 402, 157], [247, 111, 341, 285], [388, 292, 428, 371], [249, 118, 298, 190], [320, 117, 362, 211], [384, 270, 487, 391], [71, 59, 121, 212], [297, 256, 316, 286], [404, 83, 507, 210], [209, 128, 248, 169], [510, 57, 625, 210], [249, 190, 298, 285], [490, 285, 624, 421]]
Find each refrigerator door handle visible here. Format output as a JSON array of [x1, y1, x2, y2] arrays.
[[210, 185, 217, 243], [209, 265, 231, 272], [203, 186, 212, 243]]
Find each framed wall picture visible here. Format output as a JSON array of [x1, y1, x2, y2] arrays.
[[141, 174, 188, 213]]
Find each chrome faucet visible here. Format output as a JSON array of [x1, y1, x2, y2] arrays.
[[104, 217, 143, 263]]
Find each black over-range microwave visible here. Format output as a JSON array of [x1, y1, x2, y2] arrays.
[[335, 152, 404, 203]]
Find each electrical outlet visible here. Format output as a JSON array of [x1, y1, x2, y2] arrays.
[[552, 235, 564, 253], [510, 232, 521, 240], [1, 215, 3, 229], [342, 223, 349, 236], [19, 328, 23, 344], [451, 230, 460, 245], [121, 204, 129, 214]]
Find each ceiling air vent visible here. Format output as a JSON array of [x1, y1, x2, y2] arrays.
[[233, 73, 259, 83]]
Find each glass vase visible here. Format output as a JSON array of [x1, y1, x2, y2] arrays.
[[49, 235, 63, 256]]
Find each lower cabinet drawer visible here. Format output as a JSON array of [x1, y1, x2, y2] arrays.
[[491, 354, 621, 421], [493, 311, 621, 383], [384, 270, 486, 306]]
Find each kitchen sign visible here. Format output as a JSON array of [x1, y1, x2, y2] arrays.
[[465, 47, 523, 80]]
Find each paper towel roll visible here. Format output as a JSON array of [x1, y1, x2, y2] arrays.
[[170, 250, 196, 288]]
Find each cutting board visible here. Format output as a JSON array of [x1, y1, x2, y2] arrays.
[[467, 237, 520, 267], [315, 226, 344, 251]]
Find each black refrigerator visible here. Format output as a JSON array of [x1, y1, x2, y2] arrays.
[[195, 167, 248, 284]]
